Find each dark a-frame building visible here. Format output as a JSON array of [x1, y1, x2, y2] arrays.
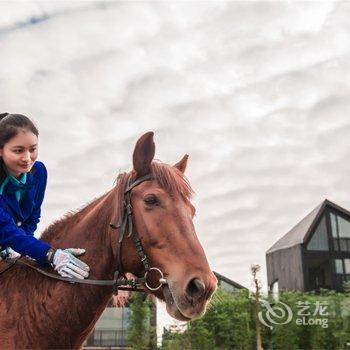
[[266, 199, 350, 293]]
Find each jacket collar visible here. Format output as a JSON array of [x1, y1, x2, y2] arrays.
[[0, 171, 38, 221]]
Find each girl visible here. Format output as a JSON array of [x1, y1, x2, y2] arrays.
[[0, 113, 90, 279]]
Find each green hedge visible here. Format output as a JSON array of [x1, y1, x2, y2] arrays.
[[161, 288, 350, 350]]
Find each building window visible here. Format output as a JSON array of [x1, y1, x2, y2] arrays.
[[334, 259, 350, 290], [331, 213, 337, 238], [93, 330, 126, 347], [345, 259, 350, 274], [335, 259, 344, 274], [307, 216, 329, 251], [85, 306, 130, 348], [337, 217, 350, 238], [330, 213, 350, 252]]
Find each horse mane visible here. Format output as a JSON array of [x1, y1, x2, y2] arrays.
[[40, 192, 112, 242], [150, 160, 194, 202], [40, 160, 194, 243]]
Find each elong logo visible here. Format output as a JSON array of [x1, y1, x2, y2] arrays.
[[258, 300, 293, 330], [258, 300, 329, 329]]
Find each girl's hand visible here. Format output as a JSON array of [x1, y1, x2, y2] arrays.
[[52, 248, 90, 279]]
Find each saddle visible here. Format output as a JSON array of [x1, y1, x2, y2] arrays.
[[0, 246, 50, 277], [0, 246, 21, 273], [0, 256, 18, 275]]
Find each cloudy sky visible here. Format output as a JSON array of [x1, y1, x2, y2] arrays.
[[1, 0, 350, 329]]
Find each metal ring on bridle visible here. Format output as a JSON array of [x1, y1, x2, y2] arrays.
[[144, 267, 167, 291]]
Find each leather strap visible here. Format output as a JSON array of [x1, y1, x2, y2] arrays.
[[4, 257, 145, 291], [113, 174, 153, 278]]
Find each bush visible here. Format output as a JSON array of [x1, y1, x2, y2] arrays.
[[161, 288, 350, 350], [128, 293, 152, 350]]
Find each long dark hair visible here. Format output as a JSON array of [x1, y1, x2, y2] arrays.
[[0, 113, 39, 182]]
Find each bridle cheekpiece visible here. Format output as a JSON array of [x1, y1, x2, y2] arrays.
[[110, 173, 167, 292]]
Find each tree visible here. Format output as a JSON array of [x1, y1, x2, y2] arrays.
[[161, 288, 255, 350], [161, 328, 191, 350], [128, 292, 151, 350], [251, 264, 263, 350]]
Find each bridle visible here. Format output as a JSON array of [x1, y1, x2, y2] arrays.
[[110, 173, 167, 292], [1, 174, 168, 294]]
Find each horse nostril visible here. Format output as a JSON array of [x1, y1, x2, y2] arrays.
[[186, 278, 205, 299]]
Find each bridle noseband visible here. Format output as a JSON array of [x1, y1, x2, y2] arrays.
[[1, 174, 168, 293]]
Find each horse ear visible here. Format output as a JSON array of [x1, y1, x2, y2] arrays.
[[133, 131, 155, 177], [174, 154, 189, 173]]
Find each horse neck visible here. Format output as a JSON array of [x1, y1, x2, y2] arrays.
[[1, 189, 124, 348], [44, 188, 120, 280]]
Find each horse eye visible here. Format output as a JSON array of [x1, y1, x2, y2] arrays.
[[144, 195, 159, 206]]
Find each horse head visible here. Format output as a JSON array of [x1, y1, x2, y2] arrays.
[[118, 132, 217, 321]]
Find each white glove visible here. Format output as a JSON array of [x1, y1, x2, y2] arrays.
[[0, 246, 9, 260], [0, 247, 20, 260], [7, 248, 21, 259], [52, 248, 90, 279]]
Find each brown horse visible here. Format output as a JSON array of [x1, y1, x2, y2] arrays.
[[0, 132, 217, 349]]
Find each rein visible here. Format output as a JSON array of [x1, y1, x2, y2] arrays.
[[3, 257, 145, 292], [1, 174, 167, 294]]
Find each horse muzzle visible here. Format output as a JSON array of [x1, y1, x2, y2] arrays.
[[162, 276, 217, 321]]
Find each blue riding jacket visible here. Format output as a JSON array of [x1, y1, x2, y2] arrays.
[[0, 161, 51, 265]]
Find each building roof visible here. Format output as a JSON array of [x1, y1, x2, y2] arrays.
[[266, 199, 350, 254], [213, 271, 246, 289]]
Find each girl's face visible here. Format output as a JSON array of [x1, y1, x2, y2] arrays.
[[0, 129, 38, 178]]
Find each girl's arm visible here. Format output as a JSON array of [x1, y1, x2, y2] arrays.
[[21, 161, 47, 236], [0, 161, 50, 265], [0, 206, 51, 265]]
